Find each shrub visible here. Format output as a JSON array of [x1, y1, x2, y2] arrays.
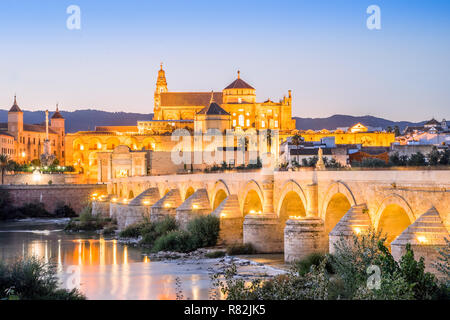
[[139, 216, 178, 246], [151, 230, 194, 253], [64, 203, 112, 232], [352, 158, 389, 168], [0, 257, 85, 300], [187, 215, 220, 248], [78, 203, 94, 223], [205, 251, 226, 259], [17, 202, 51, 218], [54, 203, 76, 218], [212, 259, 330, 300], [433, 237, 450, 284], [330, 229, 446, 300], [119, 221, 151, 238], [154, 216, 177, 235], [294, 253, 334, 276], [226, 243, 256, 255], [102, 224, 117, 236]]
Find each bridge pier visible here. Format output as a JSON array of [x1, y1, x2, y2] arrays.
[[150, 189, 182, 222], [212, 195, 243, 245], [243, 164, 283, 253], [391, 207, 449, 277], [328, 204, 371, 254], [92, 196, 114, 218], [122, 188, 160, 228], [284, 217, 327, 262], [176, 189, 211, 230]]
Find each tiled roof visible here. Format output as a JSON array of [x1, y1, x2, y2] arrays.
[[0, 131, 14, 137], [197, 102, 230, 116], [224, 78, 254, 90], [425, 118, 440, 126], [23, 124, 58, 134], [1, 123, 57, 134], [160, 92, 223, 107], [9, 96, 22, 112], [51, 111, 64, 119]]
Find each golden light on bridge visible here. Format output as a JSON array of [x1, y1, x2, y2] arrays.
[[192, 204, 199, 210], [289, 216, 303, 220], [111, 198, 118, 203], [143, 200, 150, 205], [417, 236, 428, 244], [354, 227, 362, 235], [164, 203, 171, 208]]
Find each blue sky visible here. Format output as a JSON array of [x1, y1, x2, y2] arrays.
[[0, 0, 449, 121]]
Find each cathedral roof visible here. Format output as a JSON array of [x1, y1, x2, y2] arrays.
[[425, 118, 440, 126], [197, 92, 230, 116], [224, 71, 254, 90], [160, 92, 223, 107], [197, 102, 230, 116], [9, 95, 22, 112], [51, 107, 64, 119]]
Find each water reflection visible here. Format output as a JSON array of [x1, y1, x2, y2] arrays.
[[0, 219, 217, 300]]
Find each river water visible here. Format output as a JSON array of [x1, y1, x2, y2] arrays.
[[0, 219, 218, 300]]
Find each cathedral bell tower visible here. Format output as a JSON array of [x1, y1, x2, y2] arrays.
[[154, 63, 168, 120]]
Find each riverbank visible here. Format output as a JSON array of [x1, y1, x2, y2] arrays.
[[0, 218, 288, 299]]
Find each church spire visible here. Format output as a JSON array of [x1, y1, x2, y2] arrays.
[[9, 94, 22, 112], [209, 90, 215, 104], [237, 70, 240, 79]]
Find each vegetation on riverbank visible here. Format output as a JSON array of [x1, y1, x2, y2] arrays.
[[212, 230, 450, 300], [64, 202, 116, 233], [119, 215, 220, 253], [0, 189, 77, 220], [0, 257, 85, 300]]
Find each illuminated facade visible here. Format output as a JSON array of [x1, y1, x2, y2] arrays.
[[299, 123, 395, 147], [0, 96, 65, 164], [153, 65, 296, 132]]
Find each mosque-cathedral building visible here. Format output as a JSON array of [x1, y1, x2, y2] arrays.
[[2, 65, 396, 183]]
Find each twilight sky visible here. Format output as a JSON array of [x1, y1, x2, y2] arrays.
[[0, 0, 449, 121]]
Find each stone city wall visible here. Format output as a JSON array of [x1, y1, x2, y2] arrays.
[[0, 184, 107, 215], [4, 173, 85, 185]]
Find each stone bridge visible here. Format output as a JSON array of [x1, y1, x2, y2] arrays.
[[97, 169, 450, 272]]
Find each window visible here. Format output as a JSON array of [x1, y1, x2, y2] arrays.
[[238, 115, 244, 127], [246, 119, 250, 127], [274, 120, 278, 128], [261, 121, 265, 128], [238, 98, 242, 103], [232, 120, 236, 127]]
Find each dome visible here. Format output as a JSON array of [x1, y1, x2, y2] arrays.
[[224, 71, 254, 90]]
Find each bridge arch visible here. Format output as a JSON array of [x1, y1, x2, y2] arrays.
[[211, 180, 231, 210], [276, 180, 307, 224], [184, 186, 195, 201], [241, 180, 264, 216], [321, 181, 356, 234], [374, 194, 414, 246]]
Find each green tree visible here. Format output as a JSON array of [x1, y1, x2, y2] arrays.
[[0, 154, 9, 185], [427, 146, 441, 166], [408, 152, 426, 166], [439, 148, 449, 165]]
